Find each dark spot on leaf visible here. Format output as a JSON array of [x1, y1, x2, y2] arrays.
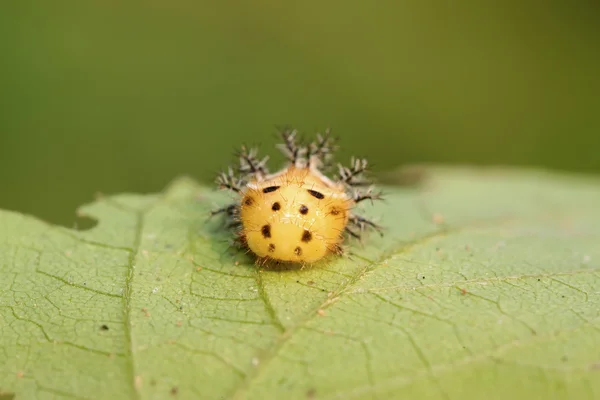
[[307, 189, 325, 199], [301, 230, 312, 242], [299, 205, 309, 215], [294, 247, 302, 256], [244, 196, 254, 206], [263, 186, 280, 193], [171, 386, 178, 396], [272, 202, 281, 211], [261, 224, 271, 238], [100, 324, 109, 331], [268, 243, 275, 252]]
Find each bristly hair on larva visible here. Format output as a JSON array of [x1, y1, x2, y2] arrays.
[[211, 127, 383, 265]]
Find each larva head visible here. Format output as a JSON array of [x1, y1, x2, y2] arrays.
[[239, 169, 351, 263]]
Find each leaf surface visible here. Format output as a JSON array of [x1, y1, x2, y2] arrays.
[[1, 168, 599, 400]]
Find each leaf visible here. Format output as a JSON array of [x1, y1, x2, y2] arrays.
[[1, 168, 599, 400]]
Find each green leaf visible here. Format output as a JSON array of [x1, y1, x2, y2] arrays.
[[1, 168, 600, 399]]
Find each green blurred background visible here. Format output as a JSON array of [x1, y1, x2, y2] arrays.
[[1, 1, 600, 227]]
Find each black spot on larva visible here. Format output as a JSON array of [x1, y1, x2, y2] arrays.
[[268, 243, 275, 252], [307, 189, 325, 199], [299, 205, 309, 215], [271, 202, 281, 211], [301, 230, 312, 242], [261, 224, 271, 238], [262, 186, 280, 193], [243, 196, 254, 206], [294, 246, 302, 256]]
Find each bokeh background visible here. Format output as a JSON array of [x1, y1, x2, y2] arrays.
[[2, 1, 600, 227]]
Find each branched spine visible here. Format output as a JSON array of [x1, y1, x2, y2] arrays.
[[216, 167, 245, 193], [237, 145, 269, 178], [348, 214, 383, 236], [338, 157, 370, 187], [308, 128, 337, 169], [352, 186, 383, 204], [276, 128, 306, 165], [210, 203, 239, 218]]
